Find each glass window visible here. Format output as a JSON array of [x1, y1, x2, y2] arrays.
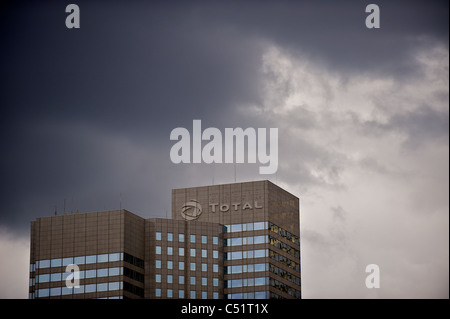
[[179, 234, 184, 242], [190, 276, 196, 285], [167, 261, 173, 270], [156, 260, 161, 269], [213, 236, 218, 245], [254, 222, 266, 230], [179, 261, 184, 270], [202, 263, 207, 272], [230, 224, 242, 232], [97, 254, 108, 263], [97, 283, 108, 292], [156, 232, 161, 240], [156, 274, 161, 283], [202, 277, 207, 286], [62, 257, 73, 266], [213, 278, 219, 287], [254, 235, 267, 244], [156, 246, 161, 254], [109, 267, 121, 276], [38, 274, 49, 283], [167, 233, 173, 241], [109, 282, 120, 291], [39, 259, 50, 269], [74, 256, 85, 265], [97, 268, 108, 277], [167, 275, 173, 284], [86, 255, 96, 264], [179, 290, 184, 298], [85, 269, 96, 278], [179, 275, 184, 284], [109, 253, 121, 262], [51, 273, 61, 282], [179, 248, 185, 256], [85, 284, 96, 293], [74, 285, 84, 294], [156, 288, 161, 297], [255, 277, 267, 286], [190, 248, 196, 257], [213, 264, 218, 273], [202, 291, 207, 299], [213, 292, 219, 299], [62, 286, 72, 296], [190, 263, 196, 271], [190, 291, 196, 299], [50, 258, 61, 268], [38, 288, 49, 298], [202, 250, 207, 258], [213, 250, 218, 259], [167, 289, 173, 298], [190, 234, 196, 243], [201, 236, 207, 244], [167, 247, 173, 255]]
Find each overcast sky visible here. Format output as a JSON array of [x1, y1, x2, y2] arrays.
[[0, 0, 448, 298]]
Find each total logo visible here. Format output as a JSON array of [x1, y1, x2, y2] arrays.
[[180, 200, 263, 221], [181, 200, 203, 221]]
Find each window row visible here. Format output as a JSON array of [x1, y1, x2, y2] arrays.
[[33, 253, 123, 270], [155, 274, 219, 287], [34, 267, 123, 284], [269, 222, 299, 245], [225, 222, 268, 233], [270, 278, 301, 299], [34, 281, 123, 298], [226, 277, 269, 288], [269, 264, 301, 286], [227, 291, 269, 299], [155, 289, 219, 299], [155, 247, 218, 258], [156, 232, 219, 245], [269, 236, 300, 258], [225, 263, 268, 274], [155, 260, 219, 272], [269, 250, 300, 272], [225, 249, 268, 260], [226, 235, 267, 247]]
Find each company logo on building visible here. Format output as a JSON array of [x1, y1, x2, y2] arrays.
[[181, 200, 203, 221]]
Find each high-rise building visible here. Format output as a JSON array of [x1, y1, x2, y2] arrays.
[[29, 180, 300, 299]]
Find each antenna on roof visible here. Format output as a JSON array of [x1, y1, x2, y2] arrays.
[[54, 205, 57, 216]]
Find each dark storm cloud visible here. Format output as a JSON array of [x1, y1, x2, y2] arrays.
[[0, 0, 448, 232]]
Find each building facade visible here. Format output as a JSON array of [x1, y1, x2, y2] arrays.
[[29, 180, 300, 299]]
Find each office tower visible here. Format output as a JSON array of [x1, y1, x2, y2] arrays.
[[29, 180, 300, 299]]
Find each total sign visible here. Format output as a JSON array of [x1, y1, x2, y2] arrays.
[[180, 200, 263, 221]]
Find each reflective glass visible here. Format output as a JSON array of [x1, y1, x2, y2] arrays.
[[74, 256, 85, 265], [190, 291, 196, 299], [178, 248, 184, 256], [179, 261, 184, 270], [179, 275, 184, 284], [213, 236, 218, 245], [179, 290, 184, 298], [50, 287, 61, 296], [86, 255, 96, 264], [156, 288, 161, 297], [213, 250, 218, 258], [167, 233, 173, 241], [167, 275, 173, 284], [109, 282, 120, 291], [109, 253, 121, 262], [85, 269, 96, 278], [167, 247, 173, 255], [213, 264, 218, 272], [202, 291, 207, 299], [190, 234, 196, 243], [167, 261, 173, 270], [62, 287, 72, 295], [109, 267, 121, 276], [62, 257, 73, 266], [51, 258, 62, 267], [202, 249, 207, 258], [201, 235, 207, 244], [156, 260, 161, 268], [167, 289, 173, 298], [202, 263, 207, 272], [155, 274, 161, 282], [202, 277, 207, 286], [190, 248, 196, 257], [74, 285, 84, 294], [51, 273, 61, 282], [97, 268, 108, 277], [38, 274, 49, 283], [156, 232, 161, 240], [38, 288, 49, 298], [97, 283, 108, 292], [190, 263, 196, 271], [85, 284, 96, 293], [156, 246, 161, 254], [190, 276, 196, 285], [39, 260, 50, 269], [97, 254, 108, 263], [179, 234, 184, 242]]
